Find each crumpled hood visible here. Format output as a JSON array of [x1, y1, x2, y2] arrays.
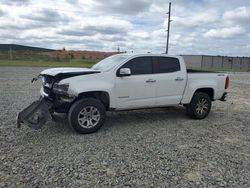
[[41, 67, 99, 76]]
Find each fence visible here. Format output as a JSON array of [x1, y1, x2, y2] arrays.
[[182, 55, 250, 71]]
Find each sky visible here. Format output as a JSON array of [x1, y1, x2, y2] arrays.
[[0, 0, 250, 56]]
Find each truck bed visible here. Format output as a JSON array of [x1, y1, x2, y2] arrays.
[[187, 69, 218, 73], [182, 71, 227, 103]]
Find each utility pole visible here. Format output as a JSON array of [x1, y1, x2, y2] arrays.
[[166, 2, 172, 54], [9, 44, 13, 60]]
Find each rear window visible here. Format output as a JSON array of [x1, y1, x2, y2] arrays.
[[157, 57, 180, 73]]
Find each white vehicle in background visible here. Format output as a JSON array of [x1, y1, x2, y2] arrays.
[[17, 54, 229, 134]]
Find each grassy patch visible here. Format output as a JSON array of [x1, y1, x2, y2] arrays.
[[0, 59, 98, 68]]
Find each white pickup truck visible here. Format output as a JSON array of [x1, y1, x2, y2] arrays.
[[17, 54, 229, 134]]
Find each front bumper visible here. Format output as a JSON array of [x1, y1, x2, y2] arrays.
[[16, 98, 52, 129], [17, 88, 76, 130], [17, 73, 78, 130]]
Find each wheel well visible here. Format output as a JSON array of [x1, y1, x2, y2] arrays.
[[77, 91, 110, 110], [195, 88, 214, 100]]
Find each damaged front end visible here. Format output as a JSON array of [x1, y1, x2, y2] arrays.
[[17, 68, 100, 130], [16, 74, 58, 130], [16, 75, 73, 130]]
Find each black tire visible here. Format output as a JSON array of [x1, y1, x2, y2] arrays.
[[186, 92, 212, 119], [68, 98, 106, 134]]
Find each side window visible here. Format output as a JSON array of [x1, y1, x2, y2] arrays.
[[157, 57, 180, 73], [121, 57, 153, 75]]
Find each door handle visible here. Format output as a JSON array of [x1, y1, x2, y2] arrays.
[[146, 79, 156, 83], [175, 77, 184, 81]]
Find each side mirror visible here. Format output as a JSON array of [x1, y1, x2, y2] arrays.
[[118, 68, 131, 77]]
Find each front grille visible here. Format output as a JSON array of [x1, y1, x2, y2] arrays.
[[44, 75, 55, 85], [43, 86, 51, 95], [42, 75, 56, 89]]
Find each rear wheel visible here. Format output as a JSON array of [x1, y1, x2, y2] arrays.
[[68, 98, 106, 134], [186, 92, 212, 119]]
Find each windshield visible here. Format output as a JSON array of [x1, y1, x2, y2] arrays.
[[92, 55, 129, 71]]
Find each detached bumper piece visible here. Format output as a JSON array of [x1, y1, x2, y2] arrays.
[[220, 92, 227, 101], [17, 98, 52, 130]]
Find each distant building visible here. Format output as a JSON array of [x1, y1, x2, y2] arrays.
[[181, 55, 250, 71]]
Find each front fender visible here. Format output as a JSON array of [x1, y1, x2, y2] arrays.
[[60, 74, 115, 107]]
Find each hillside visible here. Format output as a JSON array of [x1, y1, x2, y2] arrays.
[[0, 44, 119, 61], [0, 44, 54, 52]]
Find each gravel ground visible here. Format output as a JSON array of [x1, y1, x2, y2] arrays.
[[0, 67, 249, 187]]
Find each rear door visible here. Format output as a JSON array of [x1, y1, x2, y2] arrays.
[[153, 56, 187, 105], [115, 56, 156, 109]]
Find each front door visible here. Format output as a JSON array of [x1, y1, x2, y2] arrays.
[[115, 56, 156, 109]]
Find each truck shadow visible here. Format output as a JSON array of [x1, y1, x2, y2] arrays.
[[50, 106, 188, 134], [104, 106, 188, 129]]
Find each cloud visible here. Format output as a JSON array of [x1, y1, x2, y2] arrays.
[[21, 9, 69, 24], [58, 17, 132, 37], [223, 7, 250, 25], [171, 9, 219, 27], [0, 0, 250, 56], [203, 26, 245, 39], [91, 0, 151, 15], [0, 10, 67, 31], [0, 9, 4, 17], [129, 31, 150, 39], [0, 18, 50, 30], [66, 0, 79, 4], [83, 25, 125, 35], [1, 0, 30, 5], [58, 29, 94, 37]]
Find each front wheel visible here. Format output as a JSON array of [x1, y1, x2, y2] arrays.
[[68, 98, 106, 134], [186, 92, 212, 119]]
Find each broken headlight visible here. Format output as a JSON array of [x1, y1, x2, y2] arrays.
[[41, 76, 55, 88], [41, 76, 46, 84], [53, 83, 69, 95]]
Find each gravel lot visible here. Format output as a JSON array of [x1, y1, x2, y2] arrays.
[[0, 67, 249, 187]]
